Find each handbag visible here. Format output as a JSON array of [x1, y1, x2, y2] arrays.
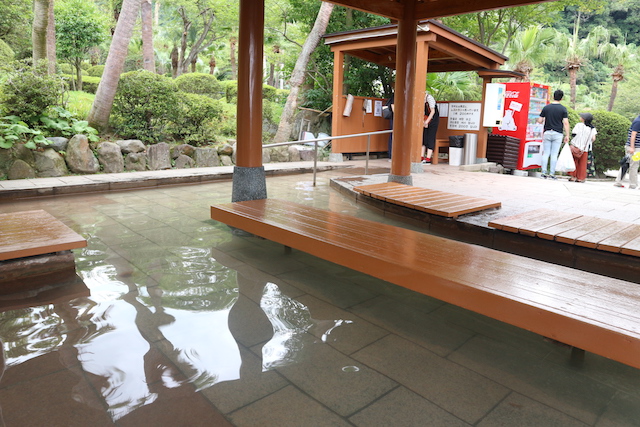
[[382, 105, 393, 120], [556, 143, 576, 173], [570, 144, 584, 157]]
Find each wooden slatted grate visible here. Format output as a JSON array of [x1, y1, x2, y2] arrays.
[[354, 182, 501, 218]]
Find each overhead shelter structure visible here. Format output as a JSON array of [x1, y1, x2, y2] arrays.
[[324, 20, 522, 169], [233, 0, 555, 200]]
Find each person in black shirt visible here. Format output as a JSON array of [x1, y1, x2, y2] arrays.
[[537, 89, 570, 179]]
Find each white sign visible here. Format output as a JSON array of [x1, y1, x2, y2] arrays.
[[448, 103, 481, 130]]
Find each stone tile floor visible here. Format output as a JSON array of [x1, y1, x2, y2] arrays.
[[1, 161, 640, 426]]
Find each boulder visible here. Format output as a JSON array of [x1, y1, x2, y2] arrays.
[[65, 134, 100, 174], [171, 144, 195, 159], [220, 155, 234, 166], [0, 148, 12, 176], [11, 143, 35, 164], [34, 148, 69, 177], [147, 142, 172, 170], [97, 141, 125, 173], [116, 139, 146, 154], [174, 154, 195, 169], [262, 148, 271, 164], [268, 146, 289, 162], [217, 143, 234, 156], [8, 159, 36, 179], [194, 147, 220, 167], [287, 145, 301, 162], [298, 146, 316, 162], [44, 137, 68, 152], [124, 152, 147, 171]]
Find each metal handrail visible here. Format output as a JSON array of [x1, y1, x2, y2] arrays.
[[262, 129, 392, 186]]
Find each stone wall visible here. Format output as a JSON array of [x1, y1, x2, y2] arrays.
[[0, 134, 322, 180]]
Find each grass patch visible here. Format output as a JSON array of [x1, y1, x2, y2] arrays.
[[65, 91, 95, 120]]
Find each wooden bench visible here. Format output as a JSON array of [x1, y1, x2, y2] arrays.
[[432, 138, 449, 165], [211, 199, 640, 370], [354, 182, 501, 218], [489, 208, 640, 257]]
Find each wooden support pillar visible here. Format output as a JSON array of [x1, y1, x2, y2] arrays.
[[389, 3, 418, 185], [232, 0, 267, 202], [331, 50, 345, 149], [478, 76, 492, 160]]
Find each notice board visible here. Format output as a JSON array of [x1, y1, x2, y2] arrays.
[[447, 103, 481, 131]]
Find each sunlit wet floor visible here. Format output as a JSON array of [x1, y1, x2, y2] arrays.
[[2, 170, 640, 426]]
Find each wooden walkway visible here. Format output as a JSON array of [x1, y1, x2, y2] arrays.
[[354, 182, 501, 218], [0, 210, 87, 261], [489, 208, 640, 257]]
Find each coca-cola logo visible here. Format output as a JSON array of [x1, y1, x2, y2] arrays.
[[505, 91, 520, 98]]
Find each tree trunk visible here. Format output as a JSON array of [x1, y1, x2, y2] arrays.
[[88, 0, 141, 130], [46, 0, 56, 75], [209, 55, 216, 74], [171, 45, 179, 78], [273, 2, 334, 143], [141, 0, 155, 73], [32, 0, 49, 66], [75, 58, 83, 91], [609, 72, 623, 112], [268, 62, 275, 87], [568, 66, 578, 109]]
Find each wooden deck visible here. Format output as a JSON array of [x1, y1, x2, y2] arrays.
[[354, 182, 501, 218], [0, 210, 87, 261], [211, 199, 640, 370], [489, 208, 640, 257]]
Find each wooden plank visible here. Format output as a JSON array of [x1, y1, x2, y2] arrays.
[[597, 224, 640, 253], [517, 211, 583, 237], [487, 209, 555, 233], [211, 199, 640, 370], [620, 235, 640, 257], [575, 222, 635, 249], [554, 218, 615, 245], [0, 210, 87, 261], [537, 216, 598, 241]]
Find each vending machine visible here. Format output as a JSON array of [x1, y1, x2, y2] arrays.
[[488, 82, 550, 170]]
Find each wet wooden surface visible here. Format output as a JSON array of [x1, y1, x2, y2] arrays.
[[354, 182, 501, 218], [0, 210, 87, 261], [489, 209, 640, 256], [211, 199, 640, 370]]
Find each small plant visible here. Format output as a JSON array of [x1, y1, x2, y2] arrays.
[[0, 116, 48, 149], [39, 106, 99, 142]]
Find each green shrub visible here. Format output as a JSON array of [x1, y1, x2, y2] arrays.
[[218, 102, 237, 137], [588, 110, 630, 175], [0, 61, 65, 126], [0, 40, 14, 63], [170, 93, 224, 145], [111, 70, 180, 143], [81, 76, 101, 94], [263, 84, 277, 102], [175, 73, 223, 99], [80, 62, 90, 70], [221, 80, 237, 103], [59, 63, 73, 74], [87, 65, 104, 77], [275, 88, 289, 104]]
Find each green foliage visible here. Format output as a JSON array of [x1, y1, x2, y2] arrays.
[[65, 91, 95, 119], [589, 110, 630, 174], [39, 106, 99, 142], [0, 116, 47, 149], [221, 80, 238, 103], [87, 65, 105, 77], [175, 73, 223, 99], [111, 70, 180, 143], [0, 40, 14, 63], [81, 76, 101, 94], [0, 61, 66, 126], [0, 0, 31, 58], [59, 64, 74, 74], [169, 93, 224, 145]]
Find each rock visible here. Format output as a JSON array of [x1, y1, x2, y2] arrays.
[[8, 159, 36, 179], [287, 145, 301, 162], [116, 139, 146, 154], [269, 146, 289, 162], [65, 134, 100, 174], [232, 142, 237, 164], [124, 152, 147, 171], [217, 143, 234, 156], [0, 148, 12, 176], [298, 146, 316, 162], [34, 148, 69, 177], [194, 147, 219, 167], [262, 148, 271, 164], [147, 142, 172, 170], [44, 137, 68, 152], [171, 144, 195, 159], [11, 143, 35, 164], [97, 141, 125, 173], [220, 155, 234, 166], [174, 154, 195, 169]]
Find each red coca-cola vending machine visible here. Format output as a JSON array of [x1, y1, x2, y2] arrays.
[[487, 82, 550, 170]]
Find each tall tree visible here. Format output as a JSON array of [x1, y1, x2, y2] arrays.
[[32, 0, 50, 65], [46, 0, 56, 75], [141, 0, 155, 72], [88, 0, 141, 130], [273, 1, 333, 143], [599, 42, 637, 111], [505, 26, 555, 81]]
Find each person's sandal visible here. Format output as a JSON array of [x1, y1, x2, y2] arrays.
[[568, 177, 577, 182]]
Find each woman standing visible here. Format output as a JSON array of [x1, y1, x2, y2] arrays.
[[421, 92, 439, 164], [568, 113, 597, 183]]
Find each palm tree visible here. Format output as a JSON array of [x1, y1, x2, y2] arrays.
[[598, 42, 637, 111], [32, 0, 50, 65], [141, 0, 155, 72], [553, 25, 609, 108], [88, 0, 141, 130], [505, 26, 554, 82]]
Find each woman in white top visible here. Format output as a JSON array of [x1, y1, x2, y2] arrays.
[[568, 113, 597, 182]]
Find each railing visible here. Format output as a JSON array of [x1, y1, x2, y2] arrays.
[[263, 129, 392, 186]]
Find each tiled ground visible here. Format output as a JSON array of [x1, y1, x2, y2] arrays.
[[1, 169, 640, 426]]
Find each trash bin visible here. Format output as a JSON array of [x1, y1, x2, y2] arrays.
[[448, 135, 464, 166], [463, 133, 478, 165]]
